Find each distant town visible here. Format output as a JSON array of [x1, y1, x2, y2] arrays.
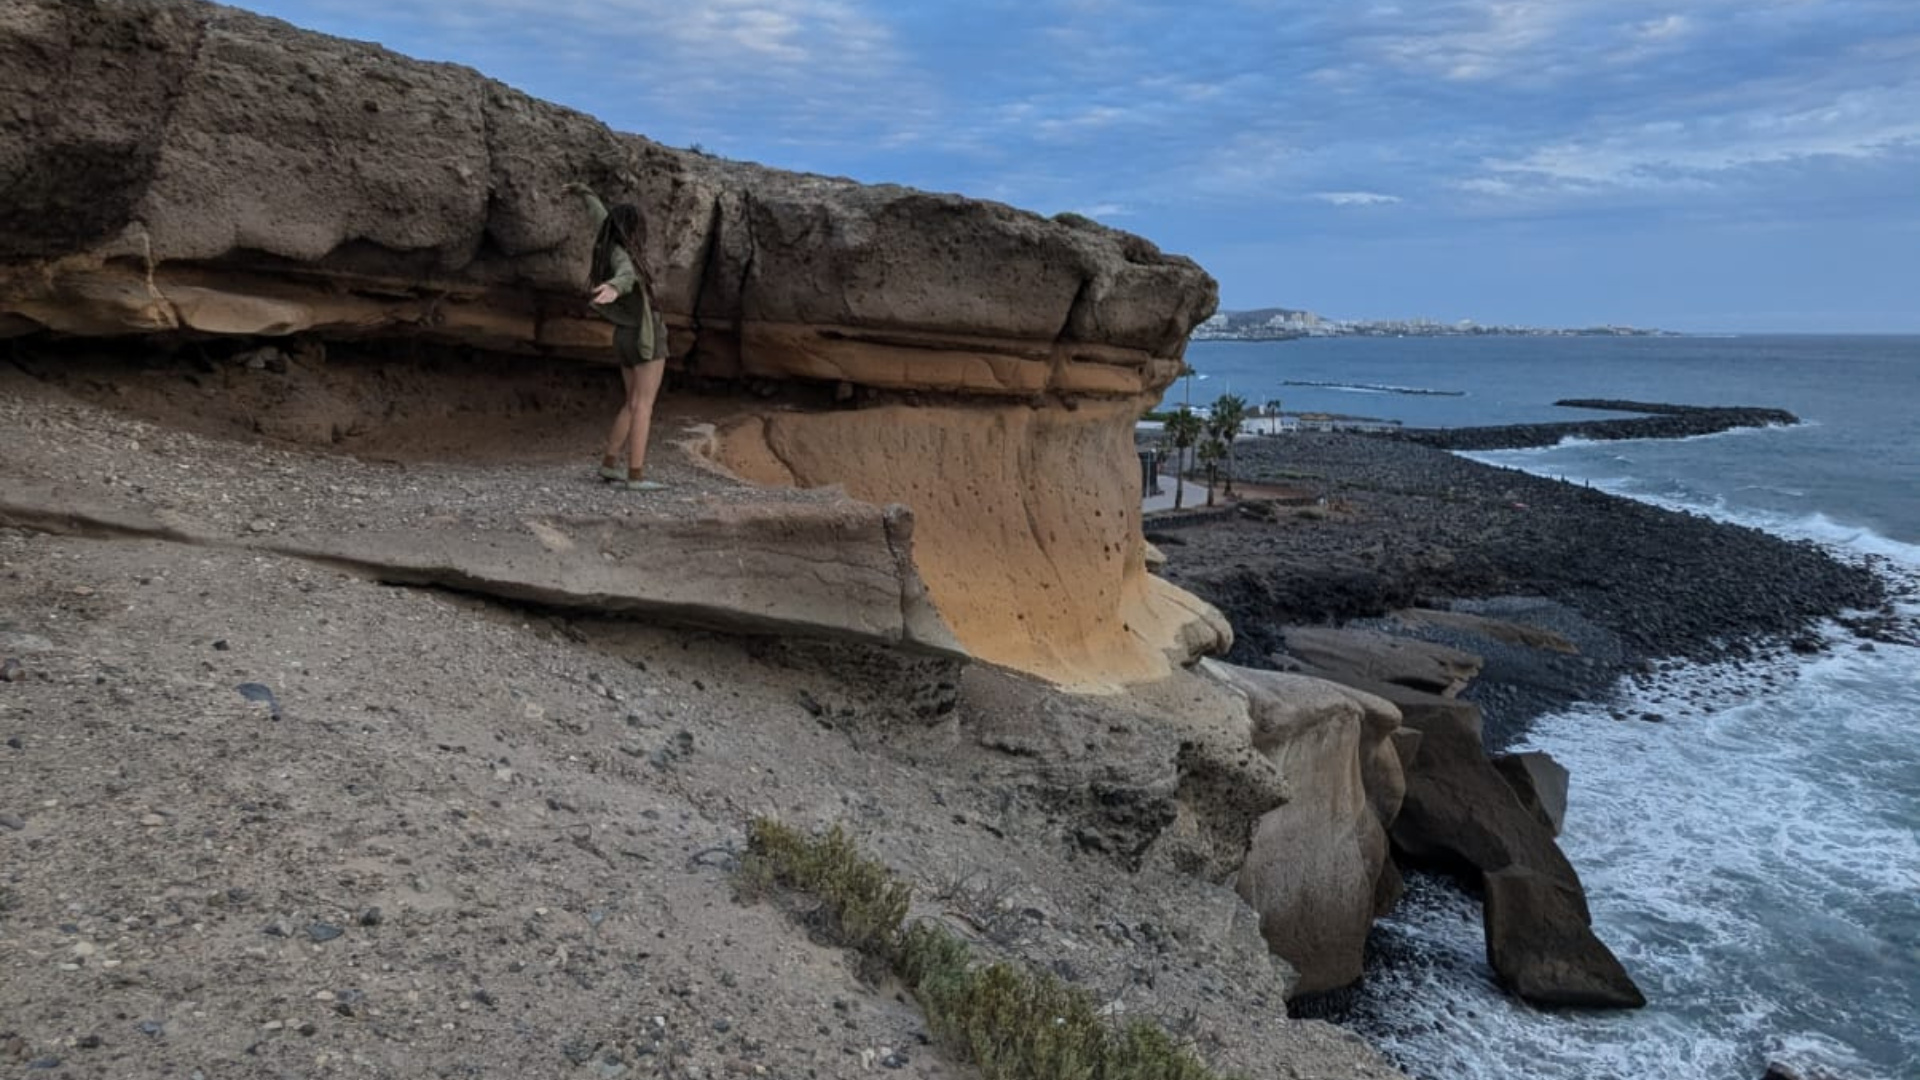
[[1193, 307, 1669, 341]]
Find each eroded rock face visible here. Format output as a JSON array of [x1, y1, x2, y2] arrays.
[[1, 1, 1211, 367], [703, 401, 1229, 687], [0, 0, 1225, 686], [1202, 662, 1407, 997]]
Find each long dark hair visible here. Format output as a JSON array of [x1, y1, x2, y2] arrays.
[[591, 203, 655, 298]]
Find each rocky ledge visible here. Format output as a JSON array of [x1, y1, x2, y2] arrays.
[[0, 0, 1226, 688]]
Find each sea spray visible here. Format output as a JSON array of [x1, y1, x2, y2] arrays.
[[1342, 631, 1919, 1080]]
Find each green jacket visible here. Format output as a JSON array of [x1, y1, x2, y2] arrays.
[[579, 191, 656, 354]]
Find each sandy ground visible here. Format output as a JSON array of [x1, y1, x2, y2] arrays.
[[0, 348, 1405, 1080]]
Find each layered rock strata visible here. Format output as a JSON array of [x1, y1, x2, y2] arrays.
[[0, 0, 1224, 686], [0, 475, 964, 657]]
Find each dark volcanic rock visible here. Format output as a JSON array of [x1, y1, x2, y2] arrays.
[[1482, 867, 1647, 1009], [1491, 751, 1570, 837], [1276, 626, 1483, 697], [1158, 433, 1888, 736], [1389, 400, 1799, 451]]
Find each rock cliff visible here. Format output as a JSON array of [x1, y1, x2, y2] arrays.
[[0, 0, 1222, 687]]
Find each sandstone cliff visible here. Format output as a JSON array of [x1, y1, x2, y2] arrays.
[[0, 0, 1223, 687]]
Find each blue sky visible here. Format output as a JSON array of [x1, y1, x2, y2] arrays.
[[238, 0, 1919, 331]]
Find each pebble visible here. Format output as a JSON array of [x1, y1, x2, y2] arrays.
[[140, 1020, 164, 1036], [0, 632, 54, 653], [0, 812, 25, 831], [0, 658, 21, 682], [306, 922, 344, 943], [140, 813, 167, 827], [236, 682, 282, 720]]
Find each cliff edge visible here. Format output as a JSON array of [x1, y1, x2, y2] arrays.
[[0, 0, 1223, 688]]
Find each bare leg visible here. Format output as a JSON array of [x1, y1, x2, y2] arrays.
[[603, 365, 636, 465], [625, 360, 667, 480]]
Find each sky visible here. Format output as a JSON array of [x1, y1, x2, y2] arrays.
[[235, 0, 1920, 332]]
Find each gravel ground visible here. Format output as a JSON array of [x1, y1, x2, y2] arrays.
[[0, 350, 1408, 1080]]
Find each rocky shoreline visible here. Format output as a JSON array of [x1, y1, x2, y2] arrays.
[[1142, 423, 1913, 1045], [1388, 400, 1800, 452], [1149, 430, 1899, 745]]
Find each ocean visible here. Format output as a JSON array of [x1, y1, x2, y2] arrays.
[[1183, 336, 1920, 1080]]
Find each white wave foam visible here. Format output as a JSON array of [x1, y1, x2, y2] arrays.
[[1464, 422, 1819, 467], [1358, 641, 1920, 1080]]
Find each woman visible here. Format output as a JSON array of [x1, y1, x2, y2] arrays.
[[566, 182, 668, 490]]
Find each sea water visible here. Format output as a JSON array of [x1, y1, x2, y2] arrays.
[[1184, 336, 1920, 1080]]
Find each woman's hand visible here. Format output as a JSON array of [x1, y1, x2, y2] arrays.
[[591, 282, 619, 304]]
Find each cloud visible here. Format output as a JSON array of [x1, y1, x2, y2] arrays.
[[1471, 82, 1920, 196], [274, 0, 911, 148], [240, 0, 1920, 327], [1314, 191, 1403, 206]]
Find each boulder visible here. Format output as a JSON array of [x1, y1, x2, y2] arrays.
[[1482, 868, 1646, 1009], [1279, 626, 1484, 697], [958, 664, 1281, 876], [1492, 751, 1571, 836], [1295, 668, 1645, 1009], [0, 0, 1228, 689], [1202, 662, 1405, 996], [1391, 607, 1580, 654]]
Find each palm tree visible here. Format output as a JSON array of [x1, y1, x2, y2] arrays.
[[1166, 407, 1204, 510], [1198, 435, 1227, 506], [1209, 393, 1249, 497]]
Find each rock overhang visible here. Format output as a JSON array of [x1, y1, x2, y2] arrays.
[[0, 0, 1228, 688]]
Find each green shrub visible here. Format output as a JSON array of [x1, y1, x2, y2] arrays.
[[741, 819, 910, 959], [742, 819, 1238, 1080]]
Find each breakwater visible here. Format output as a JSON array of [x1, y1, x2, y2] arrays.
[[1388, 400, 1798, 451]]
